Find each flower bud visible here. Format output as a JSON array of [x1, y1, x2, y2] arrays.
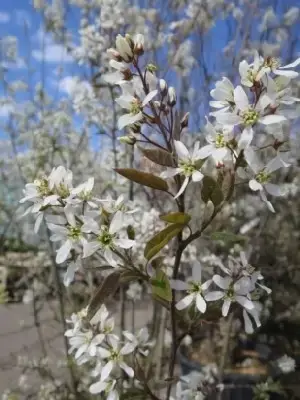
[[119, 135, 136, 145], [167, 87, 176, 107], [180, 112, 189, 129], [125, 34, 135, 49], [115, 34, 133, 63], [159, 79, 168, 96], [134, 34, 144, 55], [146, 63, 157, 73], [107, 48, 122, 62], [127, 225, 135, 240], [130, 123, 141, 134]]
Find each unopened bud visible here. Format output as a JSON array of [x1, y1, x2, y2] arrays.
[[180, 112, 189, 129], [130, 123, 141, 134], [134, 34, 144, 55], [125, 34, 135, 49], [115, 34, 133, 63], [106, 48, 122, 62], [119, 135, 136, 145], [146, 63, 157, 73], [167, 87, 176, 107], [159, 79, 168, 96]]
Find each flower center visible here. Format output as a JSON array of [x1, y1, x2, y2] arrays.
[[215, 132, 226, 148], [241, 108, 259, 126], [256, 170, 271, 184], [68, 226, 82, 240], [36, 178, 52, 196], [55, 183, 70, 198], [264, 57, 281, 70], [179, 161, 196, 177], [130, 98, 142, 115], [84, 331, 93, 344], [78, 190, 92, 201], [188, 281, 202, 294], [97, 227, 115, 247], [109, 350, 120, 361]]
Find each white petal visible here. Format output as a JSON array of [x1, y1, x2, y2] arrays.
[[238, 126, 254, 149], [64, 262, 78, 286], [83, 241, 100, 258], [213, 275, 231, 290], [174, 140, 190, 161], [192, 170, 204, 182], [56, 240, 72, 264], [119, 361, 134, 377], [34, 213, 44, 233], [109, 211, 123, 234], [118, 112, 143, 130], [234, 85, 249, 111], [170, 279, 189, 291], [89, 381, 107, 394], [114, 238, 135, 249], [120, 342, 135, 355], [202, 279, 212, 291], [104, 248, 118, 267], [176, 293, 195, 310], [259, 114, 286, 125], [196, 294, 207, 313], [196, 144, 214, 159], [265, 183, 282, 196], [281, 57, 300, 69], [160, 168, 179, 179], [205, 291, 224, 301], [243, 310, 254, 334], [101, 361, 114, 381], [249, 179, 263, 192], [260, 191, 275, 213], [142, 90, 157, 106], [222, 299, 231, 316], [174, 176, 189, 199], [235, 295, 254, 310]]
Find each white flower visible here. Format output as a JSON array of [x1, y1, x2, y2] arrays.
[[263, 56, 300, 78], [48, 217, 86, 264], [276, 355, 296, 374], [205, 275, 254, 317], [196, 118, 234, 162], [68, 330, 104, 360], [98, 336, 135, 381], [126, 282, 142, 301], [90, 379, 119, 399], [103, 60, 132, 85], [82, 211, 135, 266], [210, 77, 234, 113], [115, 82, 157, 129], [265, 75, 300, 107], [161, 140, 204, 199], [239, 51, 265, 87], [68, 177, 98, 208], [99, 194, 138, 215], [243, 302, 262, 334], [242, 147, 289, 212], [64, 257, 82, 286], [65, 307, 88, 336], [123, 327, 154, 356], [90, 304, 115, 342], [171, 262, 212, 313], [216, 86, 286, 149], [115, 34, 133, 62]]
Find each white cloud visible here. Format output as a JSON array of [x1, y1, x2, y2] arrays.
[[32, 44, 73, 63], [0, 103, 14, 118], [0, 11, 10, 23]]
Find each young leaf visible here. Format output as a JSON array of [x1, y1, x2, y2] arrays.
[[201, 176, 224, 207], [151, 270, 172, 302], [115, 168, 169, 192], [211, 231, 246, 245], [138, 146, 174, 167], [87, 271, 120, 320], [144, 223, 184, 260], [160, 212, 191, 224]]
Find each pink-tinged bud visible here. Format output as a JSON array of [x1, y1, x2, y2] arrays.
[[216, 161, 225, 169], [134, 34, 144, 55], [180, 112, 189, 129], [107, 48, 122, 62], [167, 87, 176, 106], [115, 34, 133, 63], [159, 79, 168, 96]]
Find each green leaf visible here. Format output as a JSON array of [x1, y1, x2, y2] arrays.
[[144, 223, 184, 260], [138, 146, 174, 167], [201, 176, 224, 207], [120, 268, 143, 283], [160, 212, 191, 224], [115, 168, 169, 192], [151, 270, 172, 302], [211, 231, 246, 245], [87, 271, 120, 320]]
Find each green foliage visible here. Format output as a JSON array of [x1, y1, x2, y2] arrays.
[[151, 269, 172, 302], [201, 176, 224, 207], [160, 212, 191, 224], [210, 231, 246, 245], [144, 223, 184, 260], [138, 146, 174, 167], [114, 168, 169, 192]]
